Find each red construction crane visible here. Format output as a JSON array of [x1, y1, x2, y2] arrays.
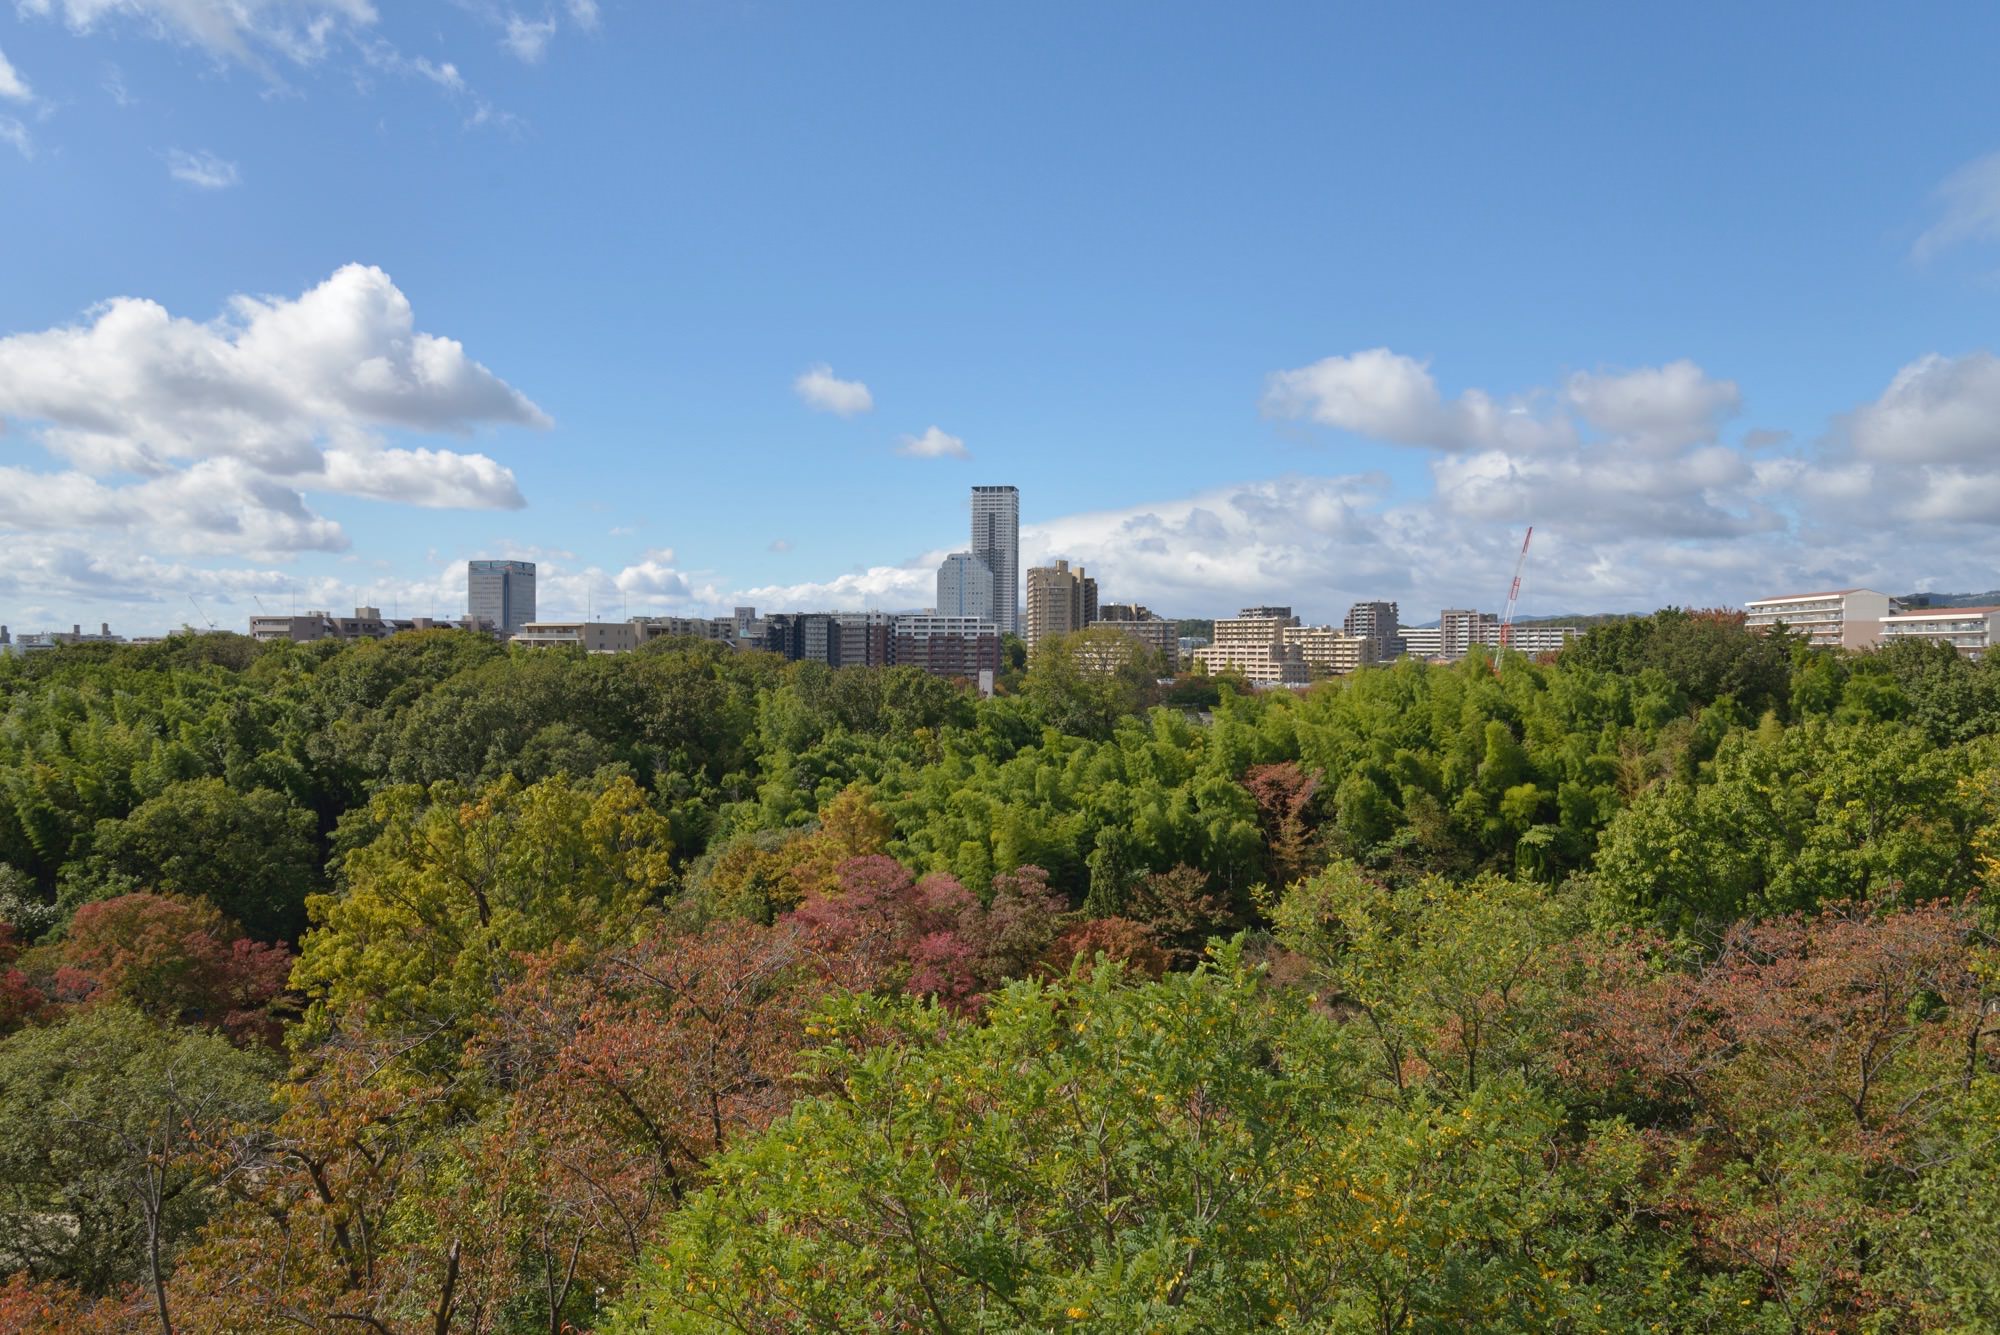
[[1499, 526, 1534, 651]]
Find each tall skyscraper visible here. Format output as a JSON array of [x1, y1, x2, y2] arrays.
[[936, 552, 995, 620], [1025, 559, 1098, 649], [970, 485, 1020, 636], [468, 560, 537, 635]]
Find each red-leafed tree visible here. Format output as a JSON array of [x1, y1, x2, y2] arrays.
[[50, 893, 293, 1043], [1043, 916, 1170, 980], [1243, 762, 1325, 887], [1558, 898, 2000, 1324], [790, 856, 1065, 1012]]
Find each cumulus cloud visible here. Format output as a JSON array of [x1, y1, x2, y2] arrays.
[[897, 425, 968, 459], [793, 363, 874, 416], [1913, 151, 2000, 262], [322, 446, 525, 508], [1564, 360, 1740, 452], [166, 148, 240, 189], [502, 15, 556, 62], [0, 43, 32, 101], [0, 459, 347, 553], [1262, 348, 1574, 453], [615, 560, 693, 600], [1851, 351, 2000, 464], [0, 265, 544, 559], [0, 263, 548, 480]]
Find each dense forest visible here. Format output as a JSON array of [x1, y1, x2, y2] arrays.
[[0, 610, 1996, 1333]]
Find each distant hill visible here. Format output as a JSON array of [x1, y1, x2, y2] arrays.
[[1896, 591, 2000, 609]]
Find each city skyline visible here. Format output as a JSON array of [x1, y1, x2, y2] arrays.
[[8, 6, 2000, 633]]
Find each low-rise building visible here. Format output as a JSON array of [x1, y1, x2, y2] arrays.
[[1878, 605, 2000, 658], [3, 622, 129, 653], [1744, 589, 1902, 650], [251, 608, 493, 644], [1089, 603, 1179, 670], [1496, 623, 1584, 655], [631, 615, 739, 646], [512, 621, 640, 653], [1400, 626, 1444, 659]]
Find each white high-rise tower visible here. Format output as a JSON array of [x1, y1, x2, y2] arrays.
[[936, 552, 995, 621], [970, 485, 1020, 636]]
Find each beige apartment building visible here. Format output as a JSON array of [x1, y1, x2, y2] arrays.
[[511, 621, 641, 653], [1283, 624, 1377, 676], [1025, 560, 1099, 649], [1743, 589, 1901, 650], [1193, 608, 1310, 686]]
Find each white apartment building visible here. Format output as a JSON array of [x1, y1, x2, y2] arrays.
[[1399, 626, 1444, 659], [1743, 589, 1901, 650], [1495, 623, 1584, 655], [1877, 605, 2000, 659]]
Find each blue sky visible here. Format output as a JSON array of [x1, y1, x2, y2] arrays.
[[5, 2, 2000, 634]]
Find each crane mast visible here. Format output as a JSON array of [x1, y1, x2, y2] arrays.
[[1499, 527, 1534, 650]]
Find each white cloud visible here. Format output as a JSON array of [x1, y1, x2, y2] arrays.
[[0, 263, 549, 481], [166, 148, 241, 189], [793, 363, 874, 416], [768, 537, 793, 553], [502, 14, 556, 63], [1262, 348, 1574, 453], [0, 458, 347, 554], [1564, 360, 1740, 452], [732, 563, 942, 612], [1851, 351, 2000, 464], [322, 445, 524, 508], [897, 425, 968, 459], [1914, 151, 2000, 262], [567, 0, 599, 29], [0, 117, 29, 159], [413, 56, 463, 91], [0, 43, 32, 101], [615, 560, 693, 601], [0, 265, 543, 559], [102, 62, 135, 105]]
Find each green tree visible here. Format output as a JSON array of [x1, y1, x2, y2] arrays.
[[0, 1005, 275, 1326], [292, 772, 672, 1052], [86, 779, 321, 942]]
